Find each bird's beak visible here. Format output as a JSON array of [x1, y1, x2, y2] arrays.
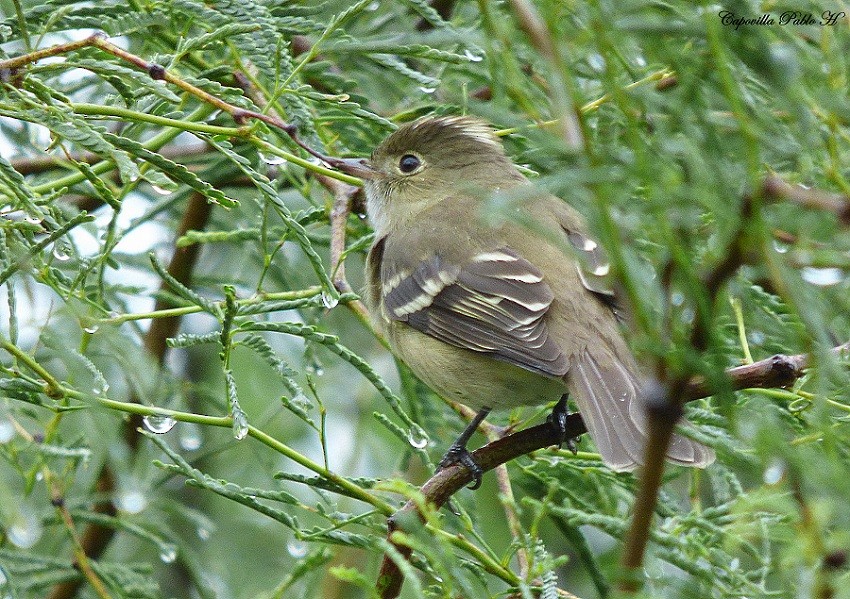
[[334, 157, 379, 180]]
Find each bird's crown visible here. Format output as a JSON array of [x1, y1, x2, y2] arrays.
[[376, 115, 504, 159]]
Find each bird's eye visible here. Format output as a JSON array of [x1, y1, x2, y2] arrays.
[[398, 154, 421, 173]]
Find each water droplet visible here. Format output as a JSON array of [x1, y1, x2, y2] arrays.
[[52, 242, 71, 261], [92, 380, 109, 395], [730, 557, 740, 570], [117, 490, 147, 513], [7, 513, 42, 548], [197, 527, 211, 541], [143, 414, 177, 434], [35, 471, 44, 481], [407, 427, 428, 449], [772, 239, 789, 254], [634, 55, 647, 67], [357, 212, 367, 220], [287, 538, 308, 558], [763, 458, 785, 485], [801, 267, 843, 286], [179, 424, 203, 451], [232, 410, 249, 440], [151, 184, 173, 196], [418, 86, 437, 94], [321, 290, 339, 309], [0, 419, 14, 443], [366, 0, 380, 10], [671, 292, 685, 306], [159, 544, 177, 563], [258, 151, 286, 165], [464, 49, 483, 62], [83, 323, 99, 334]]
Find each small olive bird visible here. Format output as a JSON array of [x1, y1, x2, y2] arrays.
[[338, 116, 714, 486]]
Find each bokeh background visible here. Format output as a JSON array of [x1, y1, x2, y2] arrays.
[[1, 1, 849, 598]]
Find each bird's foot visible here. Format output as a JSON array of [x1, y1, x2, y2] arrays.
[[438, 443, 484, 490], [548, 394, 578, 454]]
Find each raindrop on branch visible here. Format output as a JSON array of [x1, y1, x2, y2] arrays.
[[258, 151, 286, 165], [321, 290, 339, 309], [407, 427, 429, 449], [232, 410, 249, 440], [7, 512, 43, 548], [52, 242, 71, 261], [143, 414, 177, 434], [464, 49, 483, 62]]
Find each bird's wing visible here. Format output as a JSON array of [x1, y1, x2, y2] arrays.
[[381, 246, 569, 378]]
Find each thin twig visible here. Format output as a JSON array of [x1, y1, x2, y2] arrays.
[[375, 340, 850, 598], [0, 34, 358, 182]]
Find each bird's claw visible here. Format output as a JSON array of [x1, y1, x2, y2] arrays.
[[438, 443, 484, 490], [548, 393, 578, 452]]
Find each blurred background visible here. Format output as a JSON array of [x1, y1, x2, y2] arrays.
[[1, 1, 849, 598]]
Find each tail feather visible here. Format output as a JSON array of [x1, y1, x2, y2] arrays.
[[569, 346, 715, 471]]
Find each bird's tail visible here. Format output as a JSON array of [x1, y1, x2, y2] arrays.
[[567, 344, 715, 471]]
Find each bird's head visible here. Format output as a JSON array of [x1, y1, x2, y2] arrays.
[[338, 116, 520, 234]]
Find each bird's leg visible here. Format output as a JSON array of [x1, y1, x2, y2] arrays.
[[548, 394, 577, 453], [438, 407, 491, 490]]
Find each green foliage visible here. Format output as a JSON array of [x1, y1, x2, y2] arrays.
[[1, 1, 849, 599]]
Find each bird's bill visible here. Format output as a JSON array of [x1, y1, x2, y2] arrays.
[[334, 157, 379, 180]]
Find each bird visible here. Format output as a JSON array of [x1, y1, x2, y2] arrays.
[[337, 115, 715, 487]]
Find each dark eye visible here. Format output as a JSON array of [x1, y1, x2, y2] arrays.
[[398, 154, 421, 173]]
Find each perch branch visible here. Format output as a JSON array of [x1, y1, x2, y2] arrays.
[[375, 341, 850, 598]]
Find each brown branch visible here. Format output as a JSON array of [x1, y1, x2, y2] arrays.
[[376, 341, 850, 598], [47, 191, 214, 599], [620, 193, 753, 589], [762, 174, 850, 226]]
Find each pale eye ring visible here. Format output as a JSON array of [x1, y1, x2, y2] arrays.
[[398, 154, 421, 173]]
